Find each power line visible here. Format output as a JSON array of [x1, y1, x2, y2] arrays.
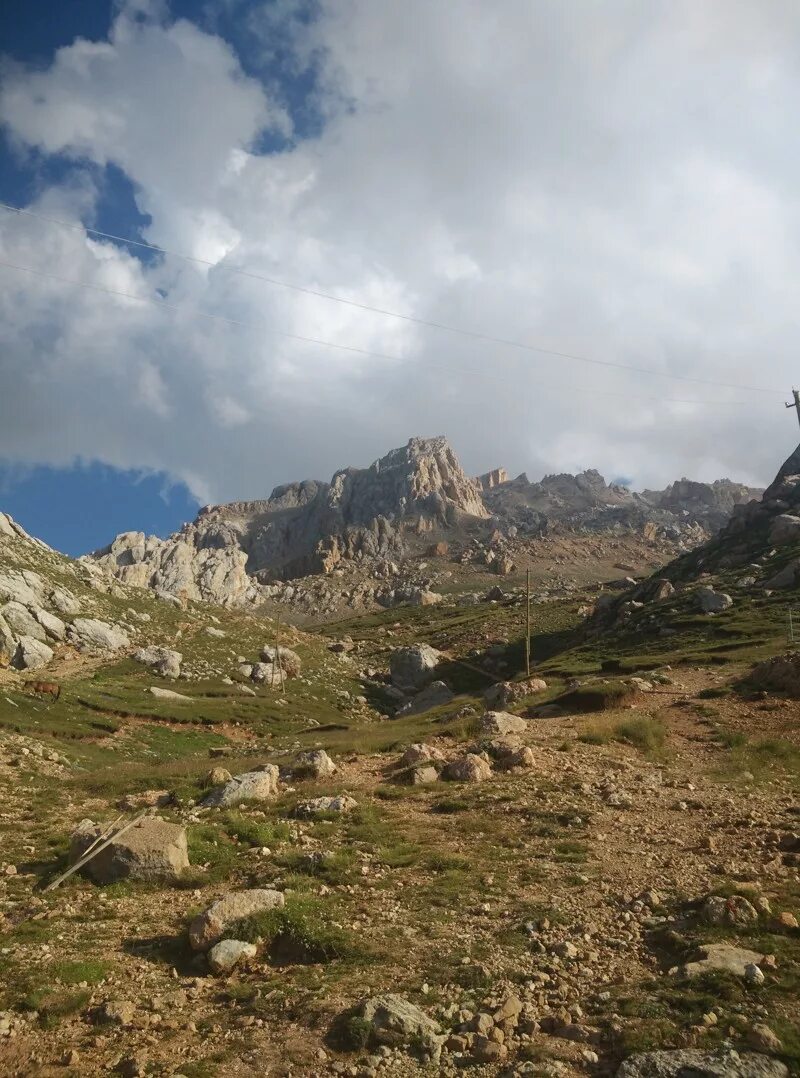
[[0, 199, 786, 397], [0, 256, 767, 410]]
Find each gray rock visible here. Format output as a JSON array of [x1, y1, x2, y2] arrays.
[[70, 817, 189, 884], [13, 636, 53, 670], [260, 645, 302, 677], [478, 710, 527, 735], [769, 514, 800, 546], [444, 754, 492, 783], [189, 888, 285, 950], [616, 1048, 787, 1077], [294, 795, 357, 817], [50, 586, 80, 615], [0, 613, 16, 662], [356, 993, 441, 1052], [399, 743, 447, 767], [682, 942, 764, 978], [1, 601, 47, 642], [763, 559, 800, 589], [32, 607, 66, 641], [292, 749, 337, 778], [702, 894, 759, 926], [207, 939, 257, 973], [696, 587, 733, 614], [394, 680, 454, 717], [0, 568, 45, 608], [71, 618, 130, 651], [389, 644, 441, 691], [201, 767, 280, 808], [133, 646, 182, 679], [148, 686, 191, 701]]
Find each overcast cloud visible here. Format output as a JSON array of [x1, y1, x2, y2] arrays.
[[1, 0, 799, 507]]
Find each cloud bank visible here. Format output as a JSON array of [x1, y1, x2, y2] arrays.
[[1, 0, 798, 509]]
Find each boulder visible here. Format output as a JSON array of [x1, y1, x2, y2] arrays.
[[1, 601, 47, 642], [260, 645, 302, 678], [769, 514, 800, 546], [204, 767, 233, 787], [495, 745, 535, 771], [355, 993, 441, 1053], [408, 589, 443, 607], [148, 686, 191, 701], [50, 586, 80, 615], [189, 888, 285, 951], [133, 647, 182, 679], [394, 680, 454, 717], [681, 942, 764, 979], [407, 765, 439, 785], [32, 607, 66, 641], [0, 613, 17, 662], [444, 754, 492, 783], [749, 652, 800, 697], [292, 749, 337, 779], [701, 894, 759, 926], [69, 817, 189, 884], [13, 636, 54, 670], [201, 767, 280, 808], [208, 939, 257, 973], [616, 1049, 787, 1077], [70, 618, 130, 651], [389, 644, 441, 691], [399, 743, 447, 767], [293, 795, 357, 817], [478, 711, 527, 735], [696, 587, 733, 614], [763, 559, 800, 590], [0, 568, 45, 608]]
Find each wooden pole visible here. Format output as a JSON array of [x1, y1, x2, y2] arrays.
[[275, 617, 285, 694], [525, 568, 531, 677]]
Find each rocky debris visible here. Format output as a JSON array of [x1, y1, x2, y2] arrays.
[[70, 617, 130, 652], [616, 1048, 787, 1077], [444, 754, 492, 783], [293, 795, 358, 817], [291, 749, 337, 779], [133, 646, 182, 678], [695, 586, 733, 614], [207, 939, 257, 974], [260, 644, 302, 678], [13, 635, 54, 670], [201, 768, 280, 808], [189, 889, 285, 951], [394, 679, 454, 717], [389, 644, 441, 691], [478, 710, 527, 735], [148, 686, 191, 701], [353, 993, 442, 1058], [749, 651, 800, 697], [70, 817, 189, 884], [681, 942, 765, 979]]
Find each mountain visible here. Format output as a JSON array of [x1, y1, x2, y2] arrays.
[[481, 469, 761, 538], [84, 436, 762, 608]]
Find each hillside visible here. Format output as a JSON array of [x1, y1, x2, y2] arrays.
[[0, 458, 798, 1077]]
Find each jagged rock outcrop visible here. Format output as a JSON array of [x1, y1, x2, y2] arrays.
[[86, 437, 489, 602], [82, 436, 762, 608]]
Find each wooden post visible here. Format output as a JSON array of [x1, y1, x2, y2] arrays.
[[275, 617, 285, 694], [525, 568, 531, 677], [785, 389, 800, 429]]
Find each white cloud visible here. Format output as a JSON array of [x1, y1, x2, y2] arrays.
[[1, 0, 799, 520]]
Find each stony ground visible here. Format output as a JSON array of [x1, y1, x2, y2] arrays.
[[0, 542, 798, 1077]]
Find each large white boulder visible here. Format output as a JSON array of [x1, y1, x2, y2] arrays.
[[389, 644, 441, 691], [1, 601, 47, 642], [189, 889, 285, 951], [70, 618, 130, 652], [13, 636, 53, 670], [201, 767, 280, 808], [133, 646, 182, 678], [70, 817, 189, 884]]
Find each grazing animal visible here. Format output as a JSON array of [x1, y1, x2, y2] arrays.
[[27, 681, 61, 702]]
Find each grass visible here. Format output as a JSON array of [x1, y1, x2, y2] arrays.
[[228, 894, 369, 965], [578, 714, 668, 755]]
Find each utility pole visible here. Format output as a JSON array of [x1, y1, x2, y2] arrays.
[[525, 568, 531, 677], [786, 389, 800, 429]]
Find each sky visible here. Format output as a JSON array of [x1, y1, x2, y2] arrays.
[[1, 0, 800, 555]]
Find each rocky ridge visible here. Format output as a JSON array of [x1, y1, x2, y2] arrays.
[[84, 437, 761, 611]]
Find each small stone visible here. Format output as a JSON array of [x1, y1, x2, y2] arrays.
[[208, 939, 257, 974]]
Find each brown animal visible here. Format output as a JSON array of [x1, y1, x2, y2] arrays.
[[27, 681, 61, 702]]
